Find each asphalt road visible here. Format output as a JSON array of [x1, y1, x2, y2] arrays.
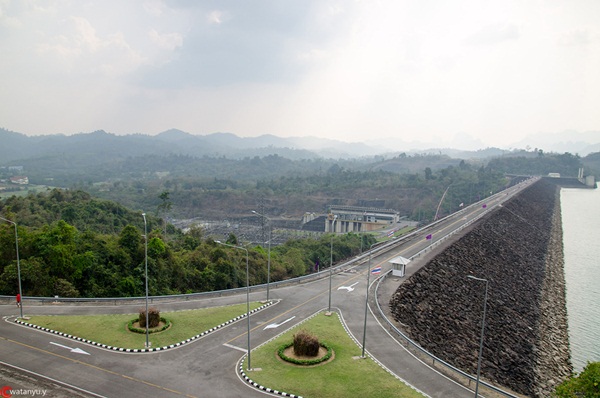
[[0, 178, 537, 398]]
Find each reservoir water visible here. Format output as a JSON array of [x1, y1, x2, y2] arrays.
[[561, 187, 600, 372]]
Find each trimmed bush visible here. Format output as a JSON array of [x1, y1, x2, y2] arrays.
[[278, 342, 333, 366], [128, 317, 171, 334], [293, 330, 320, 357], [139, 307, 160, 328]]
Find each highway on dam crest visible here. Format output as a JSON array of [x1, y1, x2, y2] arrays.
[[0, 179, 535, 398]]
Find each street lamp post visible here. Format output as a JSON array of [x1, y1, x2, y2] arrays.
[[328, 214, 337, 312], [1, 216, 23, 319], [467, 275, 489, 398], [252, 210, 272, 302], [141, 213, 150, 348], [216, 240, 251, 371], [327, 215, 337, 312], [361, 242, 379, 358], [328, 234, 333, 312]]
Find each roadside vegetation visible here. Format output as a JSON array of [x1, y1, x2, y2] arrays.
[[0, 189, 378, 297]]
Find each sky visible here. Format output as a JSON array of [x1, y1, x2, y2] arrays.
[[1, 0, 599, 150]]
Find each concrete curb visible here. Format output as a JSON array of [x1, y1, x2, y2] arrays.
[[239, 362, 302, 397], [14, 300, 276, 353]]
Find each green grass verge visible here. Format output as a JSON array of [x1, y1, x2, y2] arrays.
[[247, 312, 424, 398], [0, 184, 56, 199], [26, 302, 262, 349]]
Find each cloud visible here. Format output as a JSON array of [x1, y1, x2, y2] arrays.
[[70, 16, 103, 52], [207, 9, 227, 25], [1, 0, 599, 148], [148, 29, 183, 50], [0, 11, 21, 28], [464, 22, 521, 46], [143, 0, 165, 17], [36, 16, 146, 77], [558, 27, 596, 46], [137, 2, 318, 88]]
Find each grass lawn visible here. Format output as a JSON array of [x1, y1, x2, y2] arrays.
[[25, 302, 263, 349], [246, 311, 425, 398], [0, 184, 56, 199]]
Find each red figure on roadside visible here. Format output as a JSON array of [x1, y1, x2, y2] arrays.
[[16, 293, 21, 308]]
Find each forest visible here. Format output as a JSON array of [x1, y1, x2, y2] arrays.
[[0, 142, 594, 299], [77, 157, 511, 221], [0, 189, 377, 298]]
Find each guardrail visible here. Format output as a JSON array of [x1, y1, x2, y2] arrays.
[[0, 220, 421, 306]]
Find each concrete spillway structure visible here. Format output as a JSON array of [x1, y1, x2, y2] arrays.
[[389, 179, 572, 397], [325, 205, 401, 233]]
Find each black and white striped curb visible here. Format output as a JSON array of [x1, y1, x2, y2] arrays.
[[239, 362, 302, 398], [14, 300, 276, 353]]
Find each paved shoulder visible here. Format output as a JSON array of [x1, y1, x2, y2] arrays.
[[0, 362, 99, 397]]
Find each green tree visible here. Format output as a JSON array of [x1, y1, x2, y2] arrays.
[[54, 278, 80, 297], [554, 362, 600, 397], [39, 220, 78, 282], [118, 225, 141, 263], [424, 167, 434, 180], [226, 233, 238, 245], [157, 190, 173, 235]]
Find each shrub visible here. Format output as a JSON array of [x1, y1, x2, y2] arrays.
[[138, 307, 160, 328], [128, 317, 170, 334], [278, 342, 333, 366], [293, 330, 320, 357], [554, 362, 600, 397]]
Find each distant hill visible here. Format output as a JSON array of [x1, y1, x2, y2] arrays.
[[0, 128, 328, 163], [3, 128, 596, 187], [1, 128, 514, 165], [0, 128, 170, 165], [509, 130, 600, 156]]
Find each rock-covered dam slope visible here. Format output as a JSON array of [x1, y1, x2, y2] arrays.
[[390, 180, 572, 397]]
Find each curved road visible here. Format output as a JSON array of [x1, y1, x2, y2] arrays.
[[0, 178, 536, 397]]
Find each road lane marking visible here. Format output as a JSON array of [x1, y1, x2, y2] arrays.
[[263, 316, 296, 330], [223, 343, 247, 353], [0, 336, 197, 398], [337, 282, 359, 292], [50, 341, 90, 355]]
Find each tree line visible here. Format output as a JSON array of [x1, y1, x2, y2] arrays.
[[0, 189, 376, 298]]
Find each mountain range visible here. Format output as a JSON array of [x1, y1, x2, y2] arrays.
[[1, 128, 598, 166]]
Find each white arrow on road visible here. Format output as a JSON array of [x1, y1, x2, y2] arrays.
[[337, 282, 359, 292], [50, 342, 90, 355], [264, 316, 296, 330]]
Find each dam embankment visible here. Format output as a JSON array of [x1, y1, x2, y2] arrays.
[[389, 179, 572, 397]]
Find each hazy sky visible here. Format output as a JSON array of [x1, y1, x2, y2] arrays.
[[1, 1, 599, 149]]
